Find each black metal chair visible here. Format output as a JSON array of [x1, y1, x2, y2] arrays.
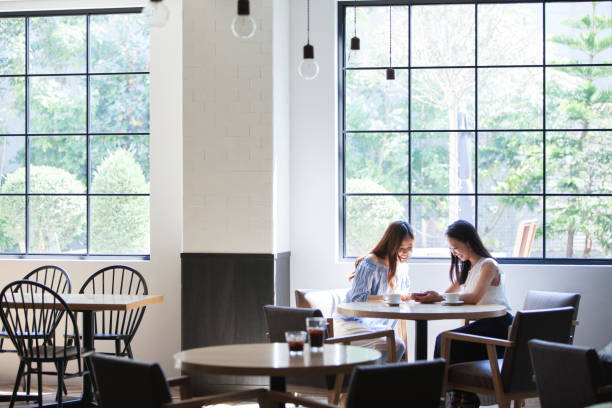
[[441, 307, 575, 408], [89, 353, 267, 408], [529, 339, 612, 408], [78, 265, 147, 358], [0, 280, 86, 408], [1, 265, 71, 354]]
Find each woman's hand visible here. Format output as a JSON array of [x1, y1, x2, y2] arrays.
[[412, 290, 443, 303]]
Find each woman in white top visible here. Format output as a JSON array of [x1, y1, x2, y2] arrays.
[[413, 220, 513, 408]]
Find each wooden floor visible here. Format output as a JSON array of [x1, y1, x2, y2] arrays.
[[0, 384, 541, 407]]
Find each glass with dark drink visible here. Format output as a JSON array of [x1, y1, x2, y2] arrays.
[[285, 331, 307, 355], [306, 317, 326, 352]]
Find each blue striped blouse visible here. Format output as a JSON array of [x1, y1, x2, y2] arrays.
[[335, 257, 410, 331]]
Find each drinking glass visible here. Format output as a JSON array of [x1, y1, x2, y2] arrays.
[[285, 331, 307, 355], [305, 316, 326, 352]]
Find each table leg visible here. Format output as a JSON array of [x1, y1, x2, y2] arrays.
[[415, 320, 428, 360], [269, 376, 286, 408], [399, 320, 408, 361], [81, 310, 96, 406]]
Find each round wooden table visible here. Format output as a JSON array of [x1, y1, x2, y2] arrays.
[[337, 301, 507, 360], [175, 343, 381, 408]]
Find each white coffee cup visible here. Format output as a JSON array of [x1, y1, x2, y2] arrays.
[[443, 293, 461, 303], [383, 293, 402, 304]]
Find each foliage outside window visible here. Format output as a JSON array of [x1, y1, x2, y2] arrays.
[[340, 1, 611, 261], [0, 10, 150, 256]]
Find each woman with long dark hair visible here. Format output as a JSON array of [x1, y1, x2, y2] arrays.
[[413, 220, 513, 408], [334, 220, 415, 362]]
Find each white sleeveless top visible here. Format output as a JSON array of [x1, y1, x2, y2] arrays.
[[462, 257, 512, 312]]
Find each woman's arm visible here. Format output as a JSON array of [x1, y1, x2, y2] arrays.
[[412, 282, 459, 303], [348, 262, 374, 302], [459, 260, 498, 304]]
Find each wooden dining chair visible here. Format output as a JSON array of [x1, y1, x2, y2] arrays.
[[441, 307, 575, 408], [0, 280, 87, 408], [78, 265, 147, 358], [522, 290, 581, 343]]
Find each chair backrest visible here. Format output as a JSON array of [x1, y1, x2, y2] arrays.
[[263, 305, 323, 342], [79, 265, 148, 338], [529, 339, 605, 408], [512, 219, 537, 257], [295, 288, 349, 318], [0, 280, 81, 363], [522, 290, 581, 342], [344, 359, 446, 408], [24, 265, 71, 294], [90, 353, 172, 408], [501, 307, 574, 393]]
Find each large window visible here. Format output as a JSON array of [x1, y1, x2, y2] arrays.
[[339, 1, 611, 262], [0, 9, 150, 257]]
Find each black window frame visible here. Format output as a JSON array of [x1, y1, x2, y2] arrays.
[[0, 7, 150, 260], [337, 0, 612, 265]]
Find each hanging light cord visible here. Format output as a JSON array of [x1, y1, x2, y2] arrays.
[[353, 0, 357, 37], [307, 0, 311, 45], [388, 0, 392, 67]]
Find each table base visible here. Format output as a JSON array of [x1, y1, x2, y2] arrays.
[[269, 376, 286, 408], [416, 320, 428, 360]]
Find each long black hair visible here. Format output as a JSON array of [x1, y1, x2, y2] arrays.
[[446, 220, 493, 285]]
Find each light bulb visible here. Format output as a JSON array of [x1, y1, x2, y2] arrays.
[[299, 44, 319, 80], [299, 59, 320, 80], [143, 0, 169, 28], [231, 15, 257, 39], [347, 36, 360, 66]]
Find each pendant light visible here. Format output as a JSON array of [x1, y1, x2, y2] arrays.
[[231, 0, 257, 39], [143, 0, 170, 28], [347, 1, 360, 66], [298, 0, 320, 80], [386, 0, 395, 80]]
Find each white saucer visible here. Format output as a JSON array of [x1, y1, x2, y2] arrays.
[[384, 300, 402, 307], [442, 300, 464, 306]]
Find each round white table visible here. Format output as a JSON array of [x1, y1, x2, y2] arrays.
[[337, 301, 507, 360]]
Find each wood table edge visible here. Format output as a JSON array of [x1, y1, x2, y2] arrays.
[[175, 358, 378, 377], [336, 303, 507, 320]]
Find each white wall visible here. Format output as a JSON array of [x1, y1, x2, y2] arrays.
[[289, 0, 612, 360], [0, 0, 183, 380], [182, 0, 277, 254], [273, 0, 291, 253]]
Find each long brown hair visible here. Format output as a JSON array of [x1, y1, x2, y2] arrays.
[[349, 220, 414, 291], [446, 220, 493, 285]]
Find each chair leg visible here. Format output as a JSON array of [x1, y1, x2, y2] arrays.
[[115, 339, 122, 356], [37, 361, 43, 408], [9, 360, 25, 408], [25, 363, 32, 402], [513, 400, 523, 407], [56, 361, 64, 407], [125, 340, 134, 359]]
